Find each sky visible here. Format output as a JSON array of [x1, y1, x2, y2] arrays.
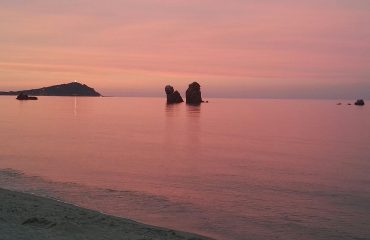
[[0, 0, 369, 98]]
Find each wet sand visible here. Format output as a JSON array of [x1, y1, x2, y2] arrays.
[[0, 188, 211, 240]]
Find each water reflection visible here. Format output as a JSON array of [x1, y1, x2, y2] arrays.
[[186, 104, 201, 118], [185, 104, 201, 152], [164, 104, 182, 147], [74, 97, 78, 117], [164, 103, 202, 150], [165, 103, 181, 117]]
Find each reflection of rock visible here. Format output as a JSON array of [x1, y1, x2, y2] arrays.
[[16, 92, 38, 100], [186, 82, 203, 105], [165, 85, 183, 104], [354, 99, 365, 106]]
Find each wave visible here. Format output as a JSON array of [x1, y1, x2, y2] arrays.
[[0, 168, 201, 222], [0, 168, 24, 177]]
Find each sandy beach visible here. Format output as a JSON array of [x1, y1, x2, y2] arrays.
[[0, 188, 211, 240]]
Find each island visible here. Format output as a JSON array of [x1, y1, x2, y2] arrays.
[[0, 82, 101, 97]]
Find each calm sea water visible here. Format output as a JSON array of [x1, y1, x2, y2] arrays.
[[0, 96, 369, 240]]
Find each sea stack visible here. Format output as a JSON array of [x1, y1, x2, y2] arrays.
[[186, 82, 203, 105], [354, 99, 365, 106], [165, 85, 184, 104]]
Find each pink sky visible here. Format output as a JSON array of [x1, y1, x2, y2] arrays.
[[0, 0, 369, 98]]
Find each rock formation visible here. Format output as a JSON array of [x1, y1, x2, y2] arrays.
[[165, 85, 183, 104], [186, 82, 203, 105], [16, 92, 38, 100], [0, 82, 101, 97], [354, 99, 365, 106]]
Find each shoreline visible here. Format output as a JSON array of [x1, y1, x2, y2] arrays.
[[0, 188, 212, 240]]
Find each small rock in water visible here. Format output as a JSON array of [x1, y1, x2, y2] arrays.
[[16, 92, 38, 100], [354, 99, 365, 106]]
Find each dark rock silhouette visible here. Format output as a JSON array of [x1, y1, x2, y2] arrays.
[[16, 92, 38, 100], [22, 217, 56, 228], [0, 82, 101, 97], [186, 82, 203, 105], [165, 85, 174, 95], [354, 99, 365, 106], [165, 85, 183, 104]]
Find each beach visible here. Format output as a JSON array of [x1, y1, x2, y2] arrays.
[[0, 188, 211, 240]]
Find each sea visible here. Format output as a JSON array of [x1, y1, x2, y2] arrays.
[[0, 96, 369, 240]]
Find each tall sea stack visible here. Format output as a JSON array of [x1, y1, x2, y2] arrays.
[[186, 82, 203, 105], [165, 85, 184, 104]]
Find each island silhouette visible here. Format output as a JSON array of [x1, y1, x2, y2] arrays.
[[0, 82, 101, 97]]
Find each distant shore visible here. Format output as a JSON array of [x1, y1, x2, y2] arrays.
[[0, 188, 211, 240]]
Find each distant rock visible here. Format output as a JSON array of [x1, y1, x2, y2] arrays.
[[354, 99, 365, 106], [165, 85, 183, 104], [16, 92, 38, 100], [186, 82, 203, 105], [0, 82, 101, 97]]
